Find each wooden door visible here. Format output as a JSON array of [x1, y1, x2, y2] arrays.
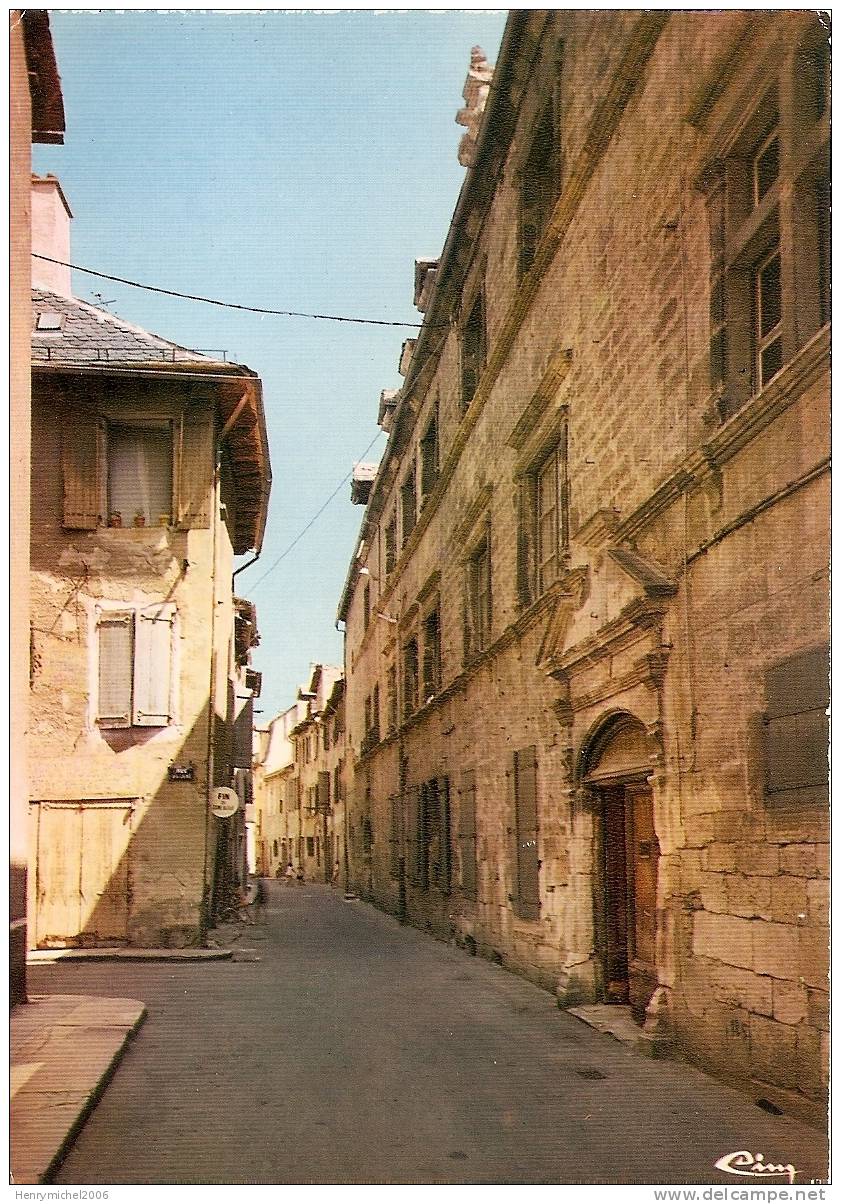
[[31, 801, 132, 947], [626, 784, 659, 1023], [34, 803, 83, 946], [79, 803, 132, 942], [602, 788, 629, 1003]]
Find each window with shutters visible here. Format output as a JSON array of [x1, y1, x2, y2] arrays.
[[386, 663, 398, 734], [61, 407, 214, 532], [421, 608, 441, 701], [465, 532, 492, 659], [458, 770, 478, 900], [405, 785, 421, 885], [703, 20, 829, 417], [519, 94, 561, 277], [416, 777, 451, 894], [512, 746, 540, 920], [517, 431, 569, 607], [402, 636, 419, 717], [388, 794, 402, 879], [401, 467, 417, 546], [419, 404, 439, 504], [764, 645, 829, 806], [384, 515, 397, 575], [307, 836, 315, 857], [317, 770, 330, 814], [460, 290, 486, 410], [95, 603, 176, 728]]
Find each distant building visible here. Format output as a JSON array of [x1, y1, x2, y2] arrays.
[[28, 178, 271, 947], [338, 12, 829, 1124], [253, 666, 344, 883]]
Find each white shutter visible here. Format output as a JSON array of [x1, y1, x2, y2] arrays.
[[133, 604, 175, 726], [97, 611, 134, 727]]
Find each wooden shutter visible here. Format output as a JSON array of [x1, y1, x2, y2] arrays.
[[62, 411, 103, 529], [176, 411, 214, 529], [516, 480, 536, 607], [513, 746, 540, 920], [459, 770, 477, 900], [97, 610, 133, 727], [437, 776, 451, 895], [233, 694, 254, 768], [317, 770, 330, 814], [765, 645, 829, 799], [133, 604, 175, 726], [405, 785, 421, 885], [388, 795, 401, 879]]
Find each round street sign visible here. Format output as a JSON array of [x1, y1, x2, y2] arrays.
[[211, 787, 239, 818]]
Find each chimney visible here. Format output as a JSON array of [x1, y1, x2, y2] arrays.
[[31, 174, 73, 296], [455, 47, 494, 168]]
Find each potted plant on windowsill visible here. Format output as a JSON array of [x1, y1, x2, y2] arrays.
[[109, 511, 122, 528], [133, 511, 146, 528]]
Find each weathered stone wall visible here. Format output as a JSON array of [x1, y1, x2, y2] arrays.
[[342, 10, 828, 1123], [29, 375, 233, 947], [11, 13, 34, 1002]]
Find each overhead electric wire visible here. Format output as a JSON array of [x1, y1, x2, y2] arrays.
[[31, 253, 439, 329], [248, 429, 386, 591]]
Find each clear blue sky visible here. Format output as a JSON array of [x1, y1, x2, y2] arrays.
[[34, 9, 508, 722]]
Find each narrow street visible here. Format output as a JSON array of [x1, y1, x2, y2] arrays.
[[29, 881, 828, 1186]]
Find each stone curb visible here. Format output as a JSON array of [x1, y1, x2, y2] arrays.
[[11, 994, 147, 1184], [27, 947, 233, 963]]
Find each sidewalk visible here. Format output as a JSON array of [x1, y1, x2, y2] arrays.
[[11, 994, 146, 1184]]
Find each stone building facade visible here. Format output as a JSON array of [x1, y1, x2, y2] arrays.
[[338, 11, 829, 1123], [28, 185, 271, 946]]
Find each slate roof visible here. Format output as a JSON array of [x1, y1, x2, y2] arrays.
[[31, 289, 227, 368]]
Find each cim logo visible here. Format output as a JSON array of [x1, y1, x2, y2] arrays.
[[714, 1151, 797, 1184]]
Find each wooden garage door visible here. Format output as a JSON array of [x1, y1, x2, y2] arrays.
[[29, 801, 134, 947]]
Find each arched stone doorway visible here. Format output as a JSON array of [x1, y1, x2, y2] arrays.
[[582, 714, 659, 1025]]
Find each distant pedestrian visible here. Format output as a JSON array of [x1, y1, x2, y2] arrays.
[[253, 878, 267, 919], [284, 861, 295, 885], [296, 866, 305, 885], [331, 860, 340, 886]]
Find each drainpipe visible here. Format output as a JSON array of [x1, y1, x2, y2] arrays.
[[202, 444, 223, 932]]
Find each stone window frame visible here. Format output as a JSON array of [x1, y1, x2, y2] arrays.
[[701, 20, 829, 419], [462, 516, 492, 662], [400, 463, 418, 546], [384, 512, 397, 576], [517, 83, 562, 279], [515, 413, 570, 609], [459, 284, 487, 411], [419, 397, 440, 506], [401, 633, 419, 718], [420, 602, 442, 703]]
